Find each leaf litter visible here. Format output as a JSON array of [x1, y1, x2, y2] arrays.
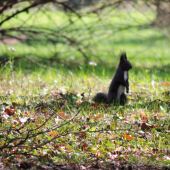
[[0, 76, 170, 169]]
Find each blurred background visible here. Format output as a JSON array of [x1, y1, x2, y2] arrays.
[[0, 0, 170, 72]]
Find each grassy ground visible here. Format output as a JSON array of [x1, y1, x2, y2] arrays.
[[1, 6, 170, 66], [0, 60, 170, 169], [0, 5, 170, 169]]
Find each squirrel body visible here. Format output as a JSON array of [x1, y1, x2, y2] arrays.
[[93, 53, 132, 105]]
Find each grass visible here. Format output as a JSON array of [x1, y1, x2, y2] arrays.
[[0, 4, 170, 169], [1, 5, 170, 66], [0, 61, 170, 169]]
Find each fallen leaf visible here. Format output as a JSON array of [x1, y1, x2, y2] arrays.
[[107, 134, 114, 140], [141, 122, 152, 131], [157, 113, 162, 118], [11, 105, 17, 109], [66, 149, 71, 153], [5, 108, 15, 116], [141, 122, 147, 131], [96, 152, 104, 158], [66, 115, 70, 119], [139, 109, 145, 117], [164, 82, 170, 87], [86, 78, 89, 82], [132, 85, 136, 88], [139, 109, 148, 121], [130, 114, 136, 118], [54, 145, 60, 149], [89, 115, 100, 119], [58, 110, 70, 119], [157, 100, 162, 104], [49, 131, 57, 137], [35, 120, 41, 125], [123, 134, 133, 140], [13, 141, 18, 145], [142, 116, 148, 121]]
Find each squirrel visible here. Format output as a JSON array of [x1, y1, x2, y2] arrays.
[[93, 53, 132, 105]]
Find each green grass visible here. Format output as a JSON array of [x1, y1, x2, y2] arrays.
[[1, 6, 170, 67], [0, 62, 170, 168]]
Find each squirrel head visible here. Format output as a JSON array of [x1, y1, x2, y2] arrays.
[[119, 53, 132, 71]]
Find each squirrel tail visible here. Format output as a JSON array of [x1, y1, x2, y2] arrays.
[[93, 93, 108, 103]]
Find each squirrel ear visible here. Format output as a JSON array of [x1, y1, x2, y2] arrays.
[[120, 53, 127, 62]]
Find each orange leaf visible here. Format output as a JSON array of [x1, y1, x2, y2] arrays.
[[139, 109, 145, 117], [130, 114, 136, 118], [35, 120, 41, 125], [66, 150, 71, 153], [66, 115, 70, 119], [94, 115, 100, 119], [58, 111, 69, 119], [86, 78, 89, 82], [58, 110, 62, 113], [49, 131, 57, 137], [157, 100, 161, 104], [101, 151, 104, 155], [96, 152, 104, 157], [58, 112, 65, 119], [142, 116, 148, 121], [123, 134, 133, 140], [95, 135, 100, 138], [126, 135, 133, 140], [89, 115, 100, 119], [132, 85, 136, 88], [157, 113, 162, 118], [164, 82, 170, 87], [13, 141, 18, 145]]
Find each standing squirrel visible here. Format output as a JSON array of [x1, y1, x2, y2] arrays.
[[93, 53, 132, 105]]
